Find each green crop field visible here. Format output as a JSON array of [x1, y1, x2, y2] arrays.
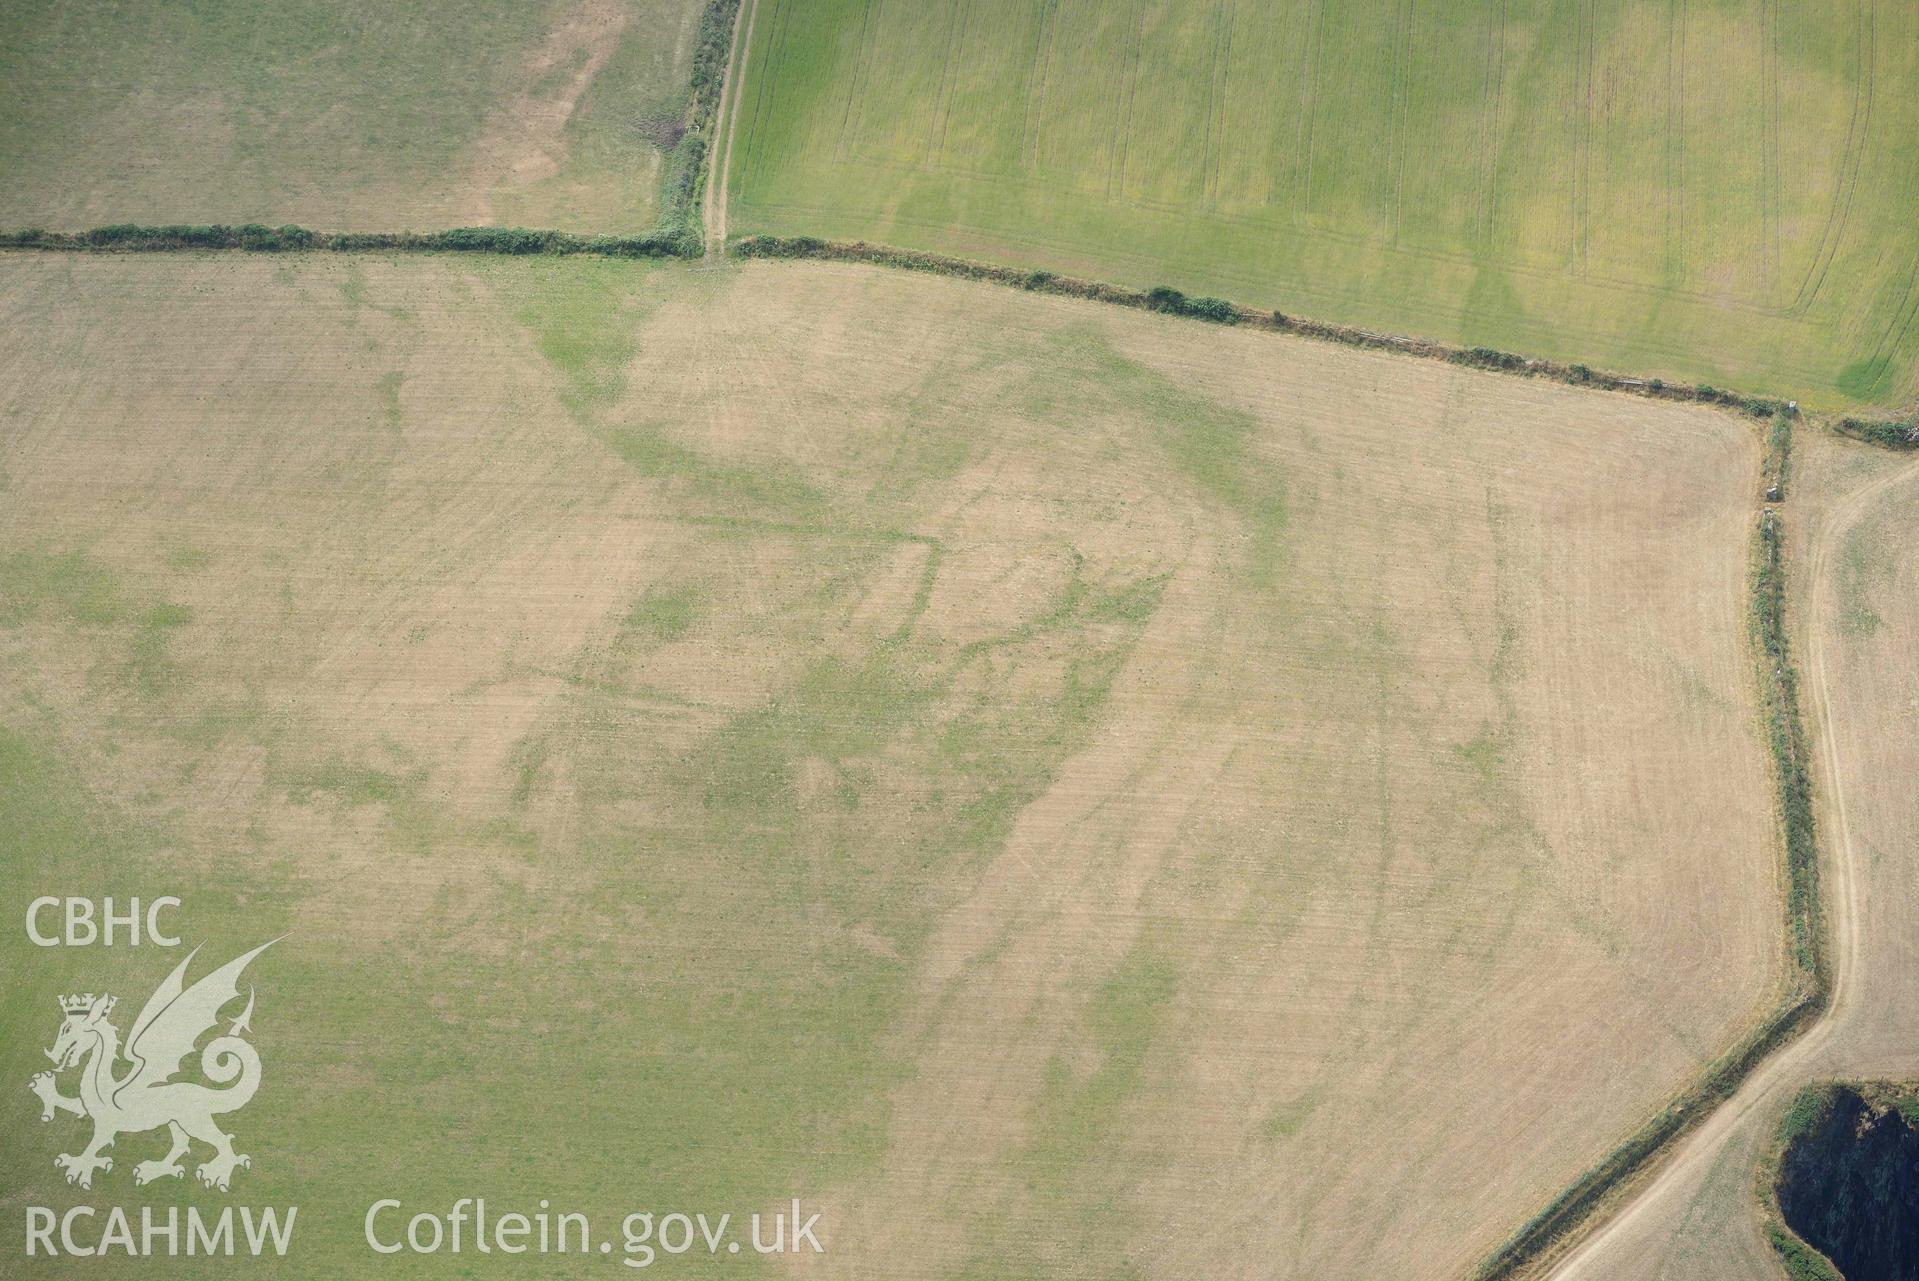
[[726, 0, 1919, 411], [0, 0, 709, 233]]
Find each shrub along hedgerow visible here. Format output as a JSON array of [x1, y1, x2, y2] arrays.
[[0, 224, 691, 258], [1836, 416, 1919, 450]]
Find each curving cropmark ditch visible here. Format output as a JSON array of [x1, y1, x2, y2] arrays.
[[0, 0, 1915, 1269]]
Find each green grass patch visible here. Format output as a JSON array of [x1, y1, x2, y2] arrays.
[[499, 258, 655, 414], [730, 0, 1919, 410], [624, 584, 702, 643], [1836, 518, 1894, 639], [1836, 356, 1897, 402], [1009, 328, 1288, 587], [1027, 943, 1180, 1186], [0, 0, 712, 234], [280, 758, 423, 808], [0, 547, 126, 626], [1768, 1222, 1846, 1281], [949, 939, 1181, 1281]]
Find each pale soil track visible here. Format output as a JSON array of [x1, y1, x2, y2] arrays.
[[703, 0, 760, 254], [1545, 448, 1919, 1281]]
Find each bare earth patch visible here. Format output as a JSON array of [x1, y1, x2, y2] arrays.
[[466, 0, 632, 225]]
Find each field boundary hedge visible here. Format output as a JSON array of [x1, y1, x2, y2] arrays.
[[1, 204, 1894, 1281], [1754, 505, 1825, 986], [723, 231, 1851, 1281], [0, 0, 750, 262], [730, 235, 1813, 422], [730, 236, 1919, 453], [1834, 415, 1919, 450], [1474, 990, 1825, 1279], [648, 0, 743, 254], [1471, 439, 1829, 1278], [0, 224, 694, 257]]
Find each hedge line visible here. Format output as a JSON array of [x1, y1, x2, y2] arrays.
[[650, 132, 709, 254], [736, 237, 1241, 323], [731, 234, 1844, 1280], [1469, 500, 1828, 1278], [1835, 415, 1919, 450], [1755, 506, 1824, 983], [1471, 990, 1825, 1279], [1764, 409, 1794, 498], [644, 0, 741, 254], [732, 235, 1803, 421], [0, 223, 693, 258], [685, 0, 742, 134], [1768, 1223, 1847, 1281]]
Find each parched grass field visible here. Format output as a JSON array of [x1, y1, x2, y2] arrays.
[[0, 0, 708, 232], [726, 0, 1919, 412], [1521, 434, 1919, 1281], [1799, 439, 1919, 1080], [1, 255, 1782, 1278]]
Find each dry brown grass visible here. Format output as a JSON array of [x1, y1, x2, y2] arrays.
[[0, 255, 1781, 1278], [0, 0, 708, 233], [1540, 431, 1919, 1280]]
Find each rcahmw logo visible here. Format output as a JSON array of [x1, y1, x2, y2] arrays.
[[23, 940, 297, 1259]]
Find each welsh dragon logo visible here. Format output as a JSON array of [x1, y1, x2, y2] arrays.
[[29, 940, 276, 1192]]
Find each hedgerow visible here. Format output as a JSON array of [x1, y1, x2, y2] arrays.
[[0, 0, 752, 263], [636, 0, 742, 254], [728, 238, 1825, 426], [0, 224, 690, 258], [1767, 1223, 1846, 1281], [1754, 506, 1823, 980], [1142, 287, 1237, 323], [1836, 415, 1919, 450]]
